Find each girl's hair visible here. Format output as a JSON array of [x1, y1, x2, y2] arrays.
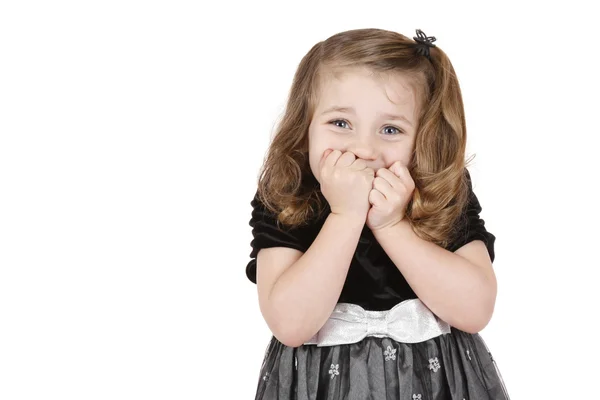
[[256, 28, 474, 248]]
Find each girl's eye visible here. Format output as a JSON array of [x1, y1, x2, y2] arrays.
[[330, 119, 349, 129], [383, 126, 403, 135], [329, 120, 403, 135]]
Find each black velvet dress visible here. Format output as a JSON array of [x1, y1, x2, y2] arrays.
[[246, 169, 510, 399]]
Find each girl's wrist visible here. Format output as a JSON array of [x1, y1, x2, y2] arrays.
[[371, 218, 412, 238], [328, 210, 367, 228]]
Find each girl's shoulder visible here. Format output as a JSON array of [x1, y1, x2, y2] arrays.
[[246, 190, 325, 283], [249, 190, 325, 248]]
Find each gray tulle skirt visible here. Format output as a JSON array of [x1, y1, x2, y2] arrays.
[[253, 328, 509, 400]]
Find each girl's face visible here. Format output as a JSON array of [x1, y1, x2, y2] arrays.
[[308, 67, 419, 183]]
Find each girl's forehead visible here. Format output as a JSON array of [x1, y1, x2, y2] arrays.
[[322, 65, 413, 84], [315, 66, 418, 110]]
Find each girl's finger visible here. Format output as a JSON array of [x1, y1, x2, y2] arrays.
[[376, 168, 403, 191], [373, 176, 396, 201], [388, 162, 415, 191], [389, 161, 406, 177], [336, 151, 356, 167], [369, 188, 386, 206], [349, 158, 367, 171], [321, 149, 341, 171]]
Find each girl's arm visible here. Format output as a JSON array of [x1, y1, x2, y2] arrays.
[[373, 221, 497, 333], [256, 212, 364, 347]]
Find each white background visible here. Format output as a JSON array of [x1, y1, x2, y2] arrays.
[[1, 1, 599, 399]]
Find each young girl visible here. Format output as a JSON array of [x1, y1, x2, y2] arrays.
[[245, 28, 510, 400]]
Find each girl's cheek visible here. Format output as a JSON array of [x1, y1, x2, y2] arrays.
[[383, 150, 411, 168]]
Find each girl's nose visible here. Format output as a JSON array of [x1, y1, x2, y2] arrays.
[[347, 136, 377, 161]]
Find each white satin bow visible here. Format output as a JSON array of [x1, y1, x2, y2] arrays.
[[304, 299, 451, 347]]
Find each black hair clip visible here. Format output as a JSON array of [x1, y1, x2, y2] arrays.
[[413, 29, 437, 60]]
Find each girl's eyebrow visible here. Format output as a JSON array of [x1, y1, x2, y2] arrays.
[[321, 105, 413, 127]]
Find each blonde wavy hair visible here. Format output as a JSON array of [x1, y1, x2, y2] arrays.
[[256, 28, 475, 248]]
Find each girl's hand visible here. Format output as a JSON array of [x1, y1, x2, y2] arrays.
[[367, 161, 415, 231], [319, 149, 374, 220]]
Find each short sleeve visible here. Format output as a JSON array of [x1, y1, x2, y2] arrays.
[[447, 169, 496, 262], [245, 191, 308, 283]]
